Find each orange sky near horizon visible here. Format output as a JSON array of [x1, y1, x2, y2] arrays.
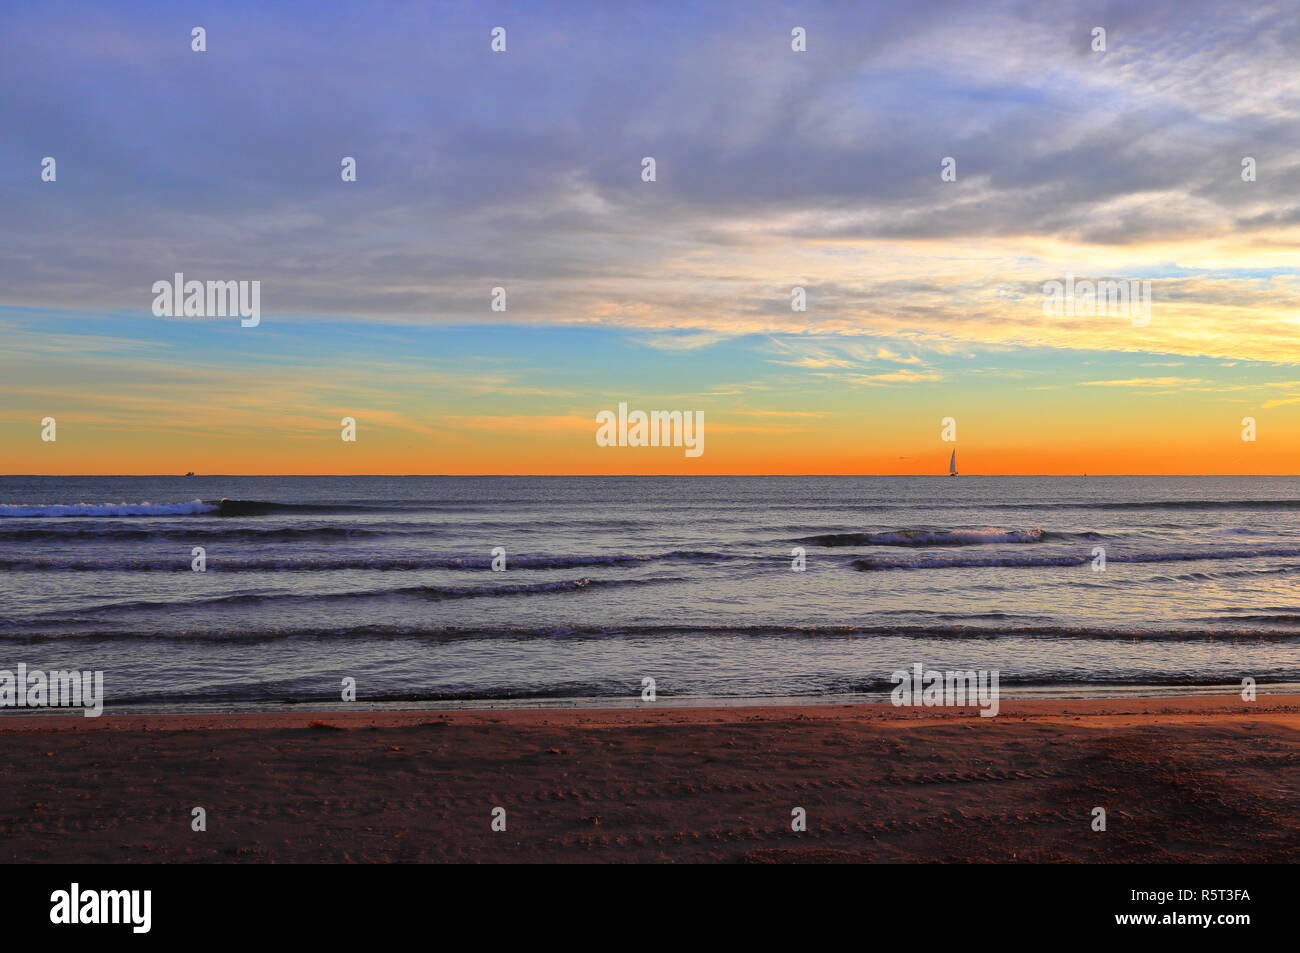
[[9, 412, 1296, 476]]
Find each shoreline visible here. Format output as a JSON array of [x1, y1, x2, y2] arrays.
[[2, 690, 1297, 733], [3, 693, 1297, 862], [4, 682, 1296, 725]]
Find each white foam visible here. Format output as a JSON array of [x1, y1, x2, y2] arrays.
[[0, 500, 218, 518], [869, 527, 1044, 546]]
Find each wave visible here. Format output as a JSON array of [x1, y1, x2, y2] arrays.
[[1156, 564, 1300, 584], [984, 499, 1300, 511], [7, 621, 1299, 645], [212, 498, 390, 516], [1090, 499, 1300, 510], [0, 525, 392, 542], [0, 498, 407, 519], [1211, 613, 1300, 625], [0, 550, 744, 573], [802, 527, 1048, 547], [6, 575, 686, 622], [0, 500, 218, 518], [851, 546, 1300, 571]]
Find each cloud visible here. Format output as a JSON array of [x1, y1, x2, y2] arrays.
[[1082, 377, 1205, 387], [0, 0, 1298, 369]]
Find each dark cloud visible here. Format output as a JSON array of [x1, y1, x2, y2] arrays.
[[0, 0, 1296, 319]]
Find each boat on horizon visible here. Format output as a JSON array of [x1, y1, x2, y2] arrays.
[[949, 450, 958, 477]]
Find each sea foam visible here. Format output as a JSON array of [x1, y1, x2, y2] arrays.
[[0, 500, 218, 518]]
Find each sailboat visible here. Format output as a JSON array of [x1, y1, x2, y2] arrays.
[[949, 450, 958, 477]]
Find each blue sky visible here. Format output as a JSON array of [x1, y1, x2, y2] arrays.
[[3, 1, 1300, 472]]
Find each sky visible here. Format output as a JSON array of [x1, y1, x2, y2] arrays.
[[2, 0, 1300, 474]]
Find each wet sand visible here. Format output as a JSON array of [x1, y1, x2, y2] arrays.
[[2, 694, 1297, 863]]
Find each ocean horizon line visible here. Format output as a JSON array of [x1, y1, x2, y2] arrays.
[[3, 473, 1298, 479]]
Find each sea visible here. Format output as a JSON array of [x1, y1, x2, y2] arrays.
[[1, 475, 1298, 713]]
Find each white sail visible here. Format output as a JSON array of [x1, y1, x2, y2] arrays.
[[949, 450, 957, 475]]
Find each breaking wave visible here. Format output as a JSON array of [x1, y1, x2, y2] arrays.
[[0, 500, 218, 518], [802, 527, 1047, 547], [852, 546, 1300, 571]]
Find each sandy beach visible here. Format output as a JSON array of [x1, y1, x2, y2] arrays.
[[2, 693, 1296, 863]]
